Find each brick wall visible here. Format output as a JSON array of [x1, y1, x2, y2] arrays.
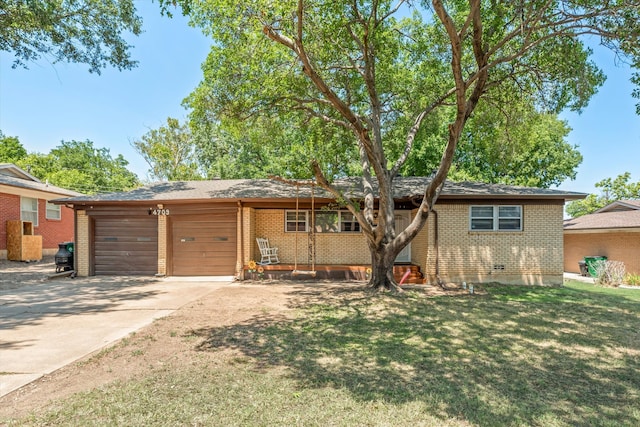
[[157, 214, 167, 276], [422, 203, 564, 285], [75, 210, 89, 276], [0, 193, 74, 258], [241, 207, 255, 269], [564, 231, 640, 275], [236, 206, 243, 277], [35, 199, 74, 255], [254, 209, 370, 265], [0, 193, 20, 257], [252, 204, 563, 284]]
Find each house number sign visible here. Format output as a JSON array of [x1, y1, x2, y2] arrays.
[[150, 208, 170, 216]]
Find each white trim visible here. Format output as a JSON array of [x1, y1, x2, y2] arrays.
[[594, 200, 640, 214], [284, 209, 362, 233], [0, 184, 72, 200], [285, 210, 308, 232], [20, 196, 39, 226], [0, 163, 41, 182], [46, 202, 62, 220], [470, 205, 522, 232]]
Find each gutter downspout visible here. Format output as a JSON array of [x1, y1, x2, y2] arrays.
[[432, 209, 445, 288]]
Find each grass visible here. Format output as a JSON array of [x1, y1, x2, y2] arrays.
[[6, 281, 640, 426]]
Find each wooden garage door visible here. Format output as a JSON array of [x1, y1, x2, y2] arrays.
[[94, 217, 158, 275], [171, 213, 237, 276]]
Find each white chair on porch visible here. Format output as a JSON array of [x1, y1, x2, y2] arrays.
[[256, 237, 280, 265]]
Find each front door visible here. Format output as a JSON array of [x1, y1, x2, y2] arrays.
[[394, 211, 411, 263]]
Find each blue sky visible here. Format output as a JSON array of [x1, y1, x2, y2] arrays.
[[0, 2, 638, 195]]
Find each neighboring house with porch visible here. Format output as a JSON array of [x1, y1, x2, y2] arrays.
[[564, 200, 640, 275], [0, 163, 80, 259], [54, 177, 584, 285]]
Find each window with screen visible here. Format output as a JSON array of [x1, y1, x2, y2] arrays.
[[470, 206, 522, 231]]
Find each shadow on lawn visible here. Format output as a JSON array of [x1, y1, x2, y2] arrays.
[[192, 284, 640, 426]]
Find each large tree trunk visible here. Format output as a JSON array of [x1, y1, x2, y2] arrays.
[[368, 243, 401, 292]]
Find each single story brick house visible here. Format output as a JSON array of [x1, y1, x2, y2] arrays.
[[564, 200, 640, 275], [54, 177, 585, 285], [0, 164, 80, 259]]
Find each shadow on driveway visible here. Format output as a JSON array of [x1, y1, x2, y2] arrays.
[[0, 260, 228, 397]]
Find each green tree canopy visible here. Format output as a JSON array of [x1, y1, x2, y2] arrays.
[[0, 0, 142, 73], [566, 172, 640, 218], [193, 113, 361, 180], [17, 140, 139, 194], [165, 0, 640, 290], [0, 130, 28, 163], [132, 117, 204, 182], [395, 100, 583, 188]]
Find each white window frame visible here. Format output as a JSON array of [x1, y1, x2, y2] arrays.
[[470, 205, 522, 232], [285, 210, 309, 232], [20, 197, 39, 226], [285, 210, 362, 233], [340, 211, 361, 233], [46, 202, 61, 220]]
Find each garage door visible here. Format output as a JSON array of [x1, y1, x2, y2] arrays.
[[94, 217, 158, 275], [171, 213, 237, 276]]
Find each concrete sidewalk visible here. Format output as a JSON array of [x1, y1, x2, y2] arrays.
[[0, 275, 232, 397], [563, 272, 595, 283]]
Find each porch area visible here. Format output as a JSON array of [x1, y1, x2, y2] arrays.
[[243, 263, 425, 284]]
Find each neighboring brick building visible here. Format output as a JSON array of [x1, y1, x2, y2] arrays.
[[0, 164, 80, 259], [564, 200, 640, 275], [56, 177, 584, 286]]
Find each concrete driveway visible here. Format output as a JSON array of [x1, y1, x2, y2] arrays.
[[0, 273, 232, 397]]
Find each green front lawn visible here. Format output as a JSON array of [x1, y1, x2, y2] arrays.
[[10, 281, 640, 426]]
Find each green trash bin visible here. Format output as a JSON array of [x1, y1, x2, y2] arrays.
[[584, 256, 607, 277]]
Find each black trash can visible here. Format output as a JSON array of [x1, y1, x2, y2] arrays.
[[578, 260, 588, 276], [54, 242, 75, 273]]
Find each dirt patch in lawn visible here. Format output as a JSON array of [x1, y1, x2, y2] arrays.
[[0, 261, 468, 420], [0, 257, 58, 291]]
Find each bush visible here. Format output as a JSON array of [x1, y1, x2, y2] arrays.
[[624, 273, 640, 286], [594, 260, 625, 287]]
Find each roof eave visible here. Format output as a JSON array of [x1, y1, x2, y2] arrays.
[[564, 227, 640, 234]]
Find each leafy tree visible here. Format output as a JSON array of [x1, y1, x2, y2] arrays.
[[196, 98, 582, 187], [566, 173, 640, 218], [17, 140, 139, 194], [194, 114, 361, 179], [398, 101, 582, 187], [132, 117, 204, 181], [166, 0, 640, 291], [0, 0, 142, 73], [0, 130, 27, 163]]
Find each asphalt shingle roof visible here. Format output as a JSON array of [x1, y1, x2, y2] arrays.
[[564, 210, 640, 230], [595, 200, 640, 213], [0, 172, 82, 197], [55, 177, 585, 204]]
